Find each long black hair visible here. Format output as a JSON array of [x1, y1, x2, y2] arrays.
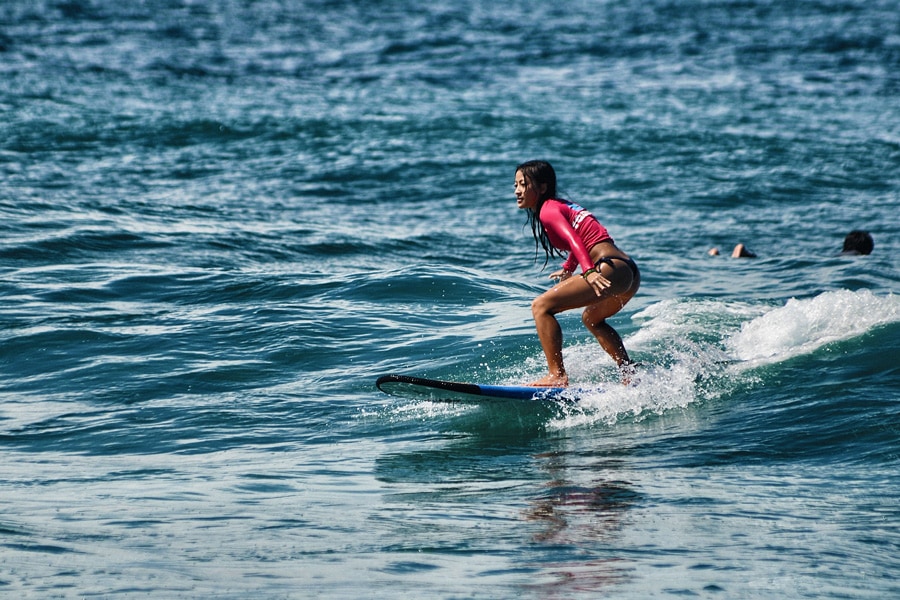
[[517, 160, 564, 268]]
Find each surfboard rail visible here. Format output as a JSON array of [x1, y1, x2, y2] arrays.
[[375, 374, 571, 403]]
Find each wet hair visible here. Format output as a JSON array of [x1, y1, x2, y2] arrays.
[[841, 230, 873, 255], [516, 160, 564, 268]]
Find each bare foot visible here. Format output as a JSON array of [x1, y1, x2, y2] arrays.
[[527, 373, 569, 388], [618, 362, 639, 386]]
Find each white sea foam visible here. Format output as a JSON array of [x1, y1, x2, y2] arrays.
[[548, 289, 900, 430], [726, 289, 900, 364]]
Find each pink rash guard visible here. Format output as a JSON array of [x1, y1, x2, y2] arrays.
[[539, 199, 613, 274]]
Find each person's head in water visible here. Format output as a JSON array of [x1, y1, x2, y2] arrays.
[[841, 230, 873, 255]]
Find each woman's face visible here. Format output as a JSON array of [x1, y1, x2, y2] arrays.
[[514, 169, 545, 210]]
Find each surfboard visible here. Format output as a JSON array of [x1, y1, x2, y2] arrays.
[[375, 374, 573, 403]]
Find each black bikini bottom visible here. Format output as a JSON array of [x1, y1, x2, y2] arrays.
[[594, 256, 639, 278]]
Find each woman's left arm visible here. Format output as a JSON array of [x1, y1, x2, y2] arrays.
[[541, 203, 596, 273]]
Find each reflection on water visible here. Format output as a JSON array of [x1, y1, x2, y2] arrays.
[[521, 450, 640, 595], [374, 423, 642, 594], [526, 479, 637, 544]]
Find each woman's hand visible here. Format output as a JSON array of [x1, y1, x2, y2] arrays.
[[583, 268, 612, 297], [549, 269, 573, 282]]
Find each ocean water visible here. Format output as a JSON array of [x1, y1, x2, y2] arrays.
[[1, 0, 899, 597]]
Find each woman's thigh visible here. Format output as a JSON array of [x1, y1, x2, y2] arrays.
[[533, 277, 599, 315], [534, 262, 637, 316]]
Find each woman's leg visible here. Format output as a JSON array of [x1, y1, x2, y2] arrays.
[[582, 261, 640, 379], [529, 279, 599, 387], [529, 257, 639, 386], [581, 300, 632, 366]]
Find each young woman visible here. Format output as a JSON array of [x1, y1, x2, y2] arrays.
[[515, 160, 640, 387]]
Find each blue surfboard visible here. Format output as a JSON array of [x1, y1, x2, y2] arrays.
[[375, 374, 574, 403]]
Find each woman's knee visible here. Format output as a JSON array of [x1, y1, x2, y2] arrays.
[[582, 311, 604, 329], [583, 295, 630, 325], [531, 295, 550, 317]]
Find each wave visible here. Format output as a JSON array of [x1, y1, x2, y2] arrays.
[[385, 289, 900, 434], [726, 289, 900, 364], [557, 289, 899, 429]]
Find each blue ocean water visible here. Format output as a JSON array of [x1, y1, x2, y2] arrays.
[[1, 0, 899, 597]]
